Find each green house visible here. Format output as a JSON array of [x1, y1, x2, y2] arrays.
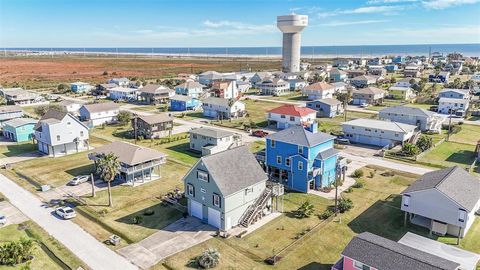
[[2, 118, 37, 142]]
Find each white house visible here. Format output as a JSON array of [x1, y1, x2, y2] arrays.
[[108, 87, 138, 101], [35, 110, 89, 157], [342, 118, 417, 148], [59, 100, 82, 116], [202, 97, 246, 120], [438, 88, 471, 100], [438, 97, 470, 117], [1, 88, 47, 106], [259, 78, 290, 96], [79, 102, 120, 127], [211, 80, 239, 99], [401, 166, 480, 238], [267, 104, 317, 130], [108, 77, 130, 87], [302, 82, 336, 100], [198, 71, 223, 86], [349, 75, 378, 88], [189, 127, 241, 156]]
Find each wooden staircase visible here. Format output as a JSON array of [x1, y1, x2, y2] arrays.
[[239, 188, 272, 227]]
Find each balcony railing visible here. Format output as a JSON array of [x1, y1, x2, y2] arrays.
[[120, 159, 166, 174]]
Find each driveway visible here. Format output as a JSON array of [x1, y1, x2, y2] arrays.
[[118, 217, 216, 269], [0, 152, 44, 166], [0, 173, 138, 270], [0, 200, 29, 226]]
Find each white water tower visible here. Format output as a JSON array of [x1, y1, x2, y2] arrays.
[[277, 14, 308, 73]]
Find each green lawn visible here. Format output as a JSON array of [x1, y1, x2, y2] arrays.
[[0, 142, 36, 158], [249, 140, 266, 153], [262, 92, 305, 102], [417, 141, 477, 169], [0, 221, 85, 270], [448, 124, 480, 146], [317, 111, 378, 134]]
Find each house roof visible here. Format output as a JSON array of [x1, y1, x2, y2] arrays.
[[170, 95, 194, 102], [354, 87, 386, 95], [379, 106, 435, 118], [199, 71, 223, 80], [175, 81, 205, 89], [268, 105, 316, 117], [92, 141, 166, 166], [303, 82, 335, 92], [136, 114, 173, 125], [316, 148, 339, 160], [34, 109, 68, 130], [59, 100, 80, 106], [0, 105, 22, 114], [202, 97, 240, 107], [329, 68, 347, 75], [266, 125, 335, 147], [351, 75, 377, 81], [138, 85, 173, 94], [81, 102, 120, 114], [402, 166, 480, 211], [109, 87, 137, 93], [342, 232, 460, 270], [189, 127, 234, 139], [309, 98, 342, 106], [438, 97, 469, 104], [389, 86, 413, 92], [261, 78, 287, 86], [200, 146, 268, 196], [3, 117, 37, 128], [439, 88, 469, 95], [342, 118, 417, 133]]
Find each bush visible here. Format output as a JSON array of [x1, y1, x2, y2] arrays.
[[402, 143, 420, 156], [0, 238, 35, 266], [143, 209, 155, 216], [416, 135, 433, 152], [338, 198, 353, 213], [344, 187, 354, 193], [118, 111, 132, 125], [319, 209, 333, 220], [295, 201, 315, 218], [351, 169, 364, 178], [132, 215, 143, 225], [196, 248, 220, 269], [352, 181, 364, 188]]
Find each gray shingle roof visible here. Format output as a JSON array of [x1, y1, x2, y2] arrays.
[[379, 106, 435, 118], [0, 105, 23, 114], [402, 166, 480, 211], [139, 84, 173, 94], [342, 232, 460, 270], [3, 118, 37, 128], [92, 141, 166, 166], [200, 146, 267, 196], [316, 148, 339, 160], [176, 81, 205, 89], [342, 118, 417, 133], [34, 109, 68, 130], [189, 127, 234, 139], [82, 102, 120, 113], [202, 97, 237, 107], [170, 95, 194, 102], [137, 114, 173, 125], [309, 98, 341, 106], [266, 125, 335, 147]]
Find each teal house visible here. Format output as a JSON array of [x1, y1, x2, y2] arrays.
[[2, 118, 37, 142]]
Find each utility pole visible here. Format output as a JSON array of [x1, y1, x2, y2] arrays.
[[134, 114, 138, 144], [334, 174, 338, 217], [446, 109, 454, 141], [90, 173, 96, 197], [344, 98, 347, 122]]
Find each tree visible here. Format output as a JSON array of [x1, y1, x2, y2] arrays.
[[402, 143, 420, 156], [416, 135, 433, 151], [390, 77, 396, 84], [338, 198, 353, 213], [0, 238, 35, 266], [55, 83, 71, 94], [117, 111, 132, 125], [95, 153, 120, 207], [33, 104, 65, 117], [196, 248, 221, 269], [296, 200, 315, 218]]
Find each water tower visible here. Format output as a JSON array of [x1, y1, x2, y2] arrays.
[[277, 14, 308, 73]]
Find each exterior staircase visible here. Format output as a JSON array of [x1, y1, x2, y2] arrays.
[[239, 188, 272, 227]]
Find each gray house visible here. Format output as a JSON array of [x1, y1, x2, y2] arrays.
[[306, 98, 344, 118], [184, 146, 271, 230], [352, 87, 386, 105], [379, 106, 444, 133], [189, 127, 241, 156], [438, 88, 470, 100], [401, 166, 480, 238], [0, 105, 23, 126]]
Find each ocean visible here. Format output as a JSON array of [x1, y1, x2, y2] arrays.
[[4, 44, 480, 58]]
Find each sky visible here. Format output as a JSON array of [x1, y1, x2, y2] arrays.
[[0, 0, 479, 47]]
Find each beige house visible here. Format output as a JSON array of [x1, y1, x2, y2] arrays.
[[132, 114, 173, 139], [352, 87, 387, 105]]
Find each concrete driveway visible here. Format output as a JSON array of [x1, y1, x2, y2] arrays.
[[0, 201, 29, 226], [118, 217, 216, 269]]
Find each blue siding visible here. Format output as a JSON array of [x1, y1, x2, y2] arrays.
[[170, 99, 201, 111]]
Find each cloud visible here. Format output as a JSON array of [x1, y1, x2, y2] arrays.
[[317, 4, 407, 17], [321, 19, 389, 26], [366, 0, 418, 4], [202, 20, 276, 32], [421, 0, 480, 9]]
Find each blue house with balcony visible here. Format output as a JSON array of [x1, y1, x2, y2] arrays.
[[264, 124, 339, 193], [170, 95, 201, 111]]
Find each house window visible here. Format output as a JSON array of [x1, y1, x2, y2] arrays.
[[298, 161, 303, 170], [80, 131, 84, 137], [56, 135, 61, 141], [197, 170, 209, 182], [200, 188, 206, 193], [276, 156, 282, 164], [285, 158, 291, 167], [213, 194, 221, 207], [403, 195, 410, 207], [192, 134, 197, 139], [290, 116, 295, 122], [67, 122, 71, 125], [187, 184, 194, 196], [459, 209, 466, 222], [271, 140, 275, 148], [365, 128, 371, 132], [298, 145, 303, 154], [394, 133, 399, 137], [354, 261, 370, 270], [280, 115, 286, 119]]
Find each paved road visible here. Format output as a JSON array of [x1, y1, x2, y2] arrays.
[[0, 173, 138, 270]]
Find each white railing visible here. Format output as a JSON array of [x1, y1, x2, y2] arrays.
[[121, 159, 166, 174]]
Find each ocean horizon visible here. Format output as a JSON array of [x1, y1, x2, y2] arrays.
[[4, 43, 480, 58]]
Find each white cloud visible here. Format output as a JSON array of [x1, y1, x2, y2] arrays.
[[343, 5, 405, 13], [321, 19, 389, 26], [366, 0, 418, 4], [421, 0, 480, 9], [202, 20, 276, 32]]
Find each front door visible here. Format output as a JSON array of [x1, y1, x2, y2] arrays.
[[309, 180, 315, 191]]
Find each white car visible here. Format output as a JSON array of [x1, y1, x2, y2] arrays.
[[360, 103, 370, 108], [68, 175, 90, 186], [55, 207, 76, 219], [0, 215, 7, 226]]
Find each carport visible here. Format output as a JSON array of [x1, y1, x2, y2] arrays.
[[399, 232, 480, 270]]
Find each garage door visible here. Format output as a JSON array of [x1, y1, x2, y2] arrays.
[[190, 200, 203, 220], [207, 207, 221, 229]]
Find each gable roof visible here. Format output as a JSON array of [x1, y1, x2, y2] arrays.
[[92, 141, 166, 166], [342, 118, 417, 133], [379, 106, 435, 118], [438, 97, 469, 104], [316, 148, 339, 160], [342, 232, 460, 270], [139, 84, 173, 94], [170, 95, 194, 102], [268, 104, 316, 117], [202, 97, 241, 108], [439, 88, 469, 95], [81, 102, 120, 114], [354, 87, 386, 95], [189, 127, 234, 139], [0, 105, 23, 114], [199, 146, 267, 196], [402, 166, 480, 211], [303, 82, 335, 92], [309, 98, 342, 106], [351, 75, 377, 81], [34, 109, 68, 130], [266, 125, 335, 147], [3, 117, 37, 128], [136, 114, 173, 125], [175, 81, 205, 89]]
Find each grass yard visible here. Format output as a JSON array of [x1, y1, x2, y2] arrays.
[[317, 111, 378, 134], [417, 141, 477, 169], [448, 124, 480, 146], [0, 142, 36, 158], [0, 221, 85, 270], [262, 92, 304, 102], [249, 140, 266, 153]]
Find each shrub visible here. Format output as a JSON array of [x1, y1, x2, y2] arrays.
[[118, 111, 132, 125], [132, 215, 143, 224], [352, 181, 364, 188], [381, 171, 395, 177], [295, 201, 315, 218], [351, 169, 364, 178], [319, 209, 333, 220], [102, 71, 108, 76], [416, 135, 433, 152], [369, 171, 375, 178], [196, 248, 221, 269], [344, 187, 354, 193], [402, 143, 420, 156], [143, 209, 155, 216], [0, 238, 35, 266], [338, 198, 353, 213]]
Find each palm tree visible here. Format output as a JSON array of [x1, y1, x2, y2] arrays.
[[95, 153, 120, 207], [296, 200, 315, 218]]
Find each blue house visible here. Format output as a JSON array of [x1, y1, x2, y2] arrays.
[[264, 124, 339, 193], [429, 71, 450, 83], [174, 81, 205, 98], [2, 118, 37, 142], [385, 64, 398, 72], [392, 56, 405, 64], [169, 95, 201, 111], [70, 82, 92, 93]]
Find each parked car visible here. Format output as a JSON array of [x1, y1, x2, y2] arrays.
[[0, 215, 7, 226], [360, 103, 369, 108], [335, 138, 350, 145], [55, 207, 76, 219], [68, 175, 90, 186], [252, 130, 269, 138]]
